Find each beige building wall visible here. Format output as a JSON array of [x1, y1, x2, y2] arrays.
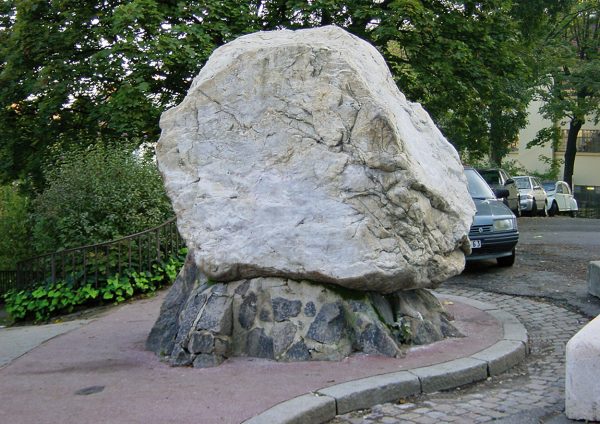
[[507, 99, 600, 187], [506, 99, 554, 174]]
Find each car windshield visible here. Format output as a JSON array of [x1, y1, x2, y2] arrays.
[[542, 182, 555, 192], [477, 170, 500, 185], [513, 177, 531, 190], [464, 169, 496, 199]]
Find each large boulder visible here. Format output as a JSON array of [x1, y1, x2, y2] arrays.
[[157, 26, 474, 294]]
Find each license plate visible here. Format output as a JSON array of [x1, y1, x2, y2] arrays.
[[471, 239, 482, 249]]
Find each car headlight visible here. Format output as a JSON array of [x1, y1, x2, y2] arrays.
[[493, 218, 515, 231]]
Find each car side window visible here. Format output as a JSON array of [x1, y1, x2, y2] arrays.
[[556, 183, 563, 194]]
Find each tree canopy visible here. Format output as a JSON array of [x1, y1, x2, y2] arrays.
[[0, 0, 574, 190], [530, 0, 600, 188]]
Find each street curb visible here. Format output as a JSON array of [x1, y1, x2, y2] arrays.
[[242, 295, 528, 424], [243, 393, 337, 424], [317, 371, 421, 414]]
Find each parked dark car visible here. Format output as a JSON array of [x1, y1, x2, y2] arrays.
[[465, 168, 519, 267], [476, 168, 521, 216]]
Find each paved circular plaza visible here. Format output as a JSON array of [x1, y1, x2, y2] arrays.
[[329, 287, 590, 424]]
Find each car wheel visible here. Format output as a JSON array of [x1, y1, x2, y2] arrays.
[[531, 200, 538, 217], [512, 198, 521, 217], [570, 210, 577, 218], [497, 249, 516, 267], [548, 201, 558, 217], [539, 201, 548, 217]]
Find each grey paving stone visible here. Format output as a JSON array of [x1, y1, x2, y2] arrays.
[[471, 339, 527, 375], [330, 289, 588, 424], [410, 357, 488, 393], [318, 371, 421, 414], [244, 393, 336, 424]]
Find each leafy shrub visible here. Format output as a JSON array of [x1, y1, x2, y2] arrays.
[[0, 184, 31, 269], [4, 249, 186, 323], [31, 143, 173, 254]]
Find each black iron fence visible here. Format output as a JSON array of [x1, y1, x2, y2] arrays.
[[0, 271, 17, 298], [574, 185, 600, 220], [0, 217, 184, 296]]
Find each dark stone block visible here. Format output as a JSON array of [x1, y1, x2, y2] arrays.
[[370, 293, 395, 326], [239, 292, 257, 329], [246, 328, 274, 359], [197, 294, 233, 334], [169, 345, 194, 366], [285, 340, 311, 361], [259, 308, 272, 322], [359, 323, 400, 357], [214, 337, 231, 356], [307, 302, 346, 344], [211, 283, 227, 294], [347, 299, 368, 313], [188, 331, 215, 354], [272, 322, 296, 356], [412, 320, 442, 345], [272, 297, 302, 321], [234, 280, 250, 296], [146, 251, 199, 354], [193, 354, 224, 368], [304, 301, 316, 317]]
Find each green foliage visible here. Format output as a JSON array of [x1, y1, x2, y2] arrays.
[[31, 143, 173, 254], [0, 0, 261, 189], [0, 1, 575, 190], [3, 249, 186, 323], [531, 155, 563, 181], [533, 0, 600, 186], [0, 184, 31, 269]]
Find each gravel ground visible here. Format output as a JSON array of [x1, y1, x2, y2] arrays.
[[446, 216, 600, 318]]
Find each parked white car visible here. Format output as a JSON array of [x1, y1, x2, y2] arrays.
[[543, 181, 578, 217], [514, 176, 548, 216]]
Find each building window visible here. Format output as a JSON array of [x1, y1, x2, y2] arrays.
[[558, 129, 600, 152]]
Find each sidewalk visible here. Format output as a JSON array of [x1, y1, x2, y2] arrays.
[[0, 288, 527, 424]]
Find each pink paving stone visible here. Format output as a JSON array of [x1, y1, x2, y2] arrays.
[[0, 290, 501, 424]]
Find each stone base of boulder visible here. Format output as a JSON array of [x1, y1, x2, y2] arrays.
[[147, 254, 461, 367]]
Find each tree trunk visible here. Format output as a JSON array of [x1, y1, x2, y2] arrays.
[[563, 118, 583, 189], [489, 105, 504, 167]]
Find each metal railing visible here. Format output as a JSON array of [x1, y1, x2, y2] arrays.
[[2, 217, 184, 295], [577, 203, 600, 219], [0, 271, 17, 297]]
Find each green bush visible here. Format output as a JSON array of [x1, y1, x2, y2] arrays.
[[0, 184, 31, 269], [4, 249, 186, 323], [31, 143, 173, 254]]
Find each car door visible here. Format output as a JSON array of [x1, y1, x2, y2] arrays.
[[555, 182, 566, 210], [533, 178, 547, 206], [561, 182, 573, 211]]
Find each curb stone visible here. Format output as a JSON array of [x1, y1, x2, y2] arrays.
[[409, 357, 488, 393], [242, 295, 528, 424], [317, 371, 421, 414], [243, 393, 337, 424]]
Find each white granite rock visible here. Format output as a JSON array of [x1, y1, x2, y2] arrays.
[[157, 26, 474, 293], [565, 314, 600, 421]]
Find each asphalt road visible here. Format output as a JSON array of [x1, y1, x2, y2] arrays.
[[446, 216, 600, 318]]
